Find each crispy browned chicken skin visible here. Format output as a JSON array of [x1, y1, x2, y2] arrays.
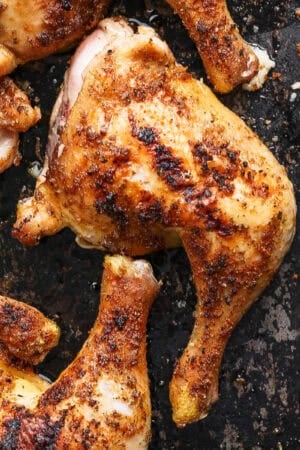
[[0, 1, 258, 92], [0, 295, 60, 364], [0, 0, 106, 171], [0, 256, 160, 449], [0, 296, 59, 428], [0, 77, 40, 173], [0, 0, 108, 76], [167, 0, 259, 92], [13, 19, 296, 426]]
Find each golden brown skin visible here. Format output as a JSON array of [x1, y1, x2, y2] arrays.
[[0, 256, 160, 449], [0, 344, 51, 438], [0, 298, 59, 436], [167, 0, 259, 93], [0, 77, 40, 132], [0, 0, 109, 76], [0, 295, 60, 364], [0, 76, 40, 173], [13, 19, 296, 426], [0, 0, 258, 92]]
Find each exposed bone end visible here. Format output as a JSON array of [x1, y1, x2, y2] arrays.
[[0, 45, 17, 76], [205, 40, 259, 94], [103, 255, 161, 308], [170, 357, 219, 427]]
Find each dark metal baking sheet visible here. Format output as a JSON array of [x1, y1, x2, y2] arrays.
[[0, 1, 299, 448]]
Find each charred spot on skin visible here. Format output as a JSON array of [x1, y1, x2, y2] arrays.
[[94, 169, 116, 188], [114, 314, 128, 330], [197, 21, 208, 34], [138, 200, 163, 224], [26, 413, 67, 448], [212, 170, 234, 194], [226, 150, 236, 162], [183, 187, 216, 212], [38, 32, 50, 47], [61, 0, 71, 11], [205, 255, 228, 275], [153, 144, 191, 188], [205, 215, 236, 237], [193, 143, 213, 173], [132, 126, 157, 145], [94, 193, 127, 226], [252, 183, 270, 198], [2, 302, 21, 323], [0, 417, 22, 449]]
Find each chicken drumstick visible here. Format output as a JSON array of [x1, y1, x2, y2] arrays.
[[167, 0, 259, 92], [0, 256, 160, 449]]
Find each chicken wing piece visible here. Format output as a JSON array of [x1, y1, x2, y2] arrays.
[[0, 295, 60, 364], [0, 297, 58, 434], [0, 0, 109, 76], [166, 0, 259, 92], [0, 256, 160, 449], [13, 18, 296, 425], [0, 76, 40, 173]]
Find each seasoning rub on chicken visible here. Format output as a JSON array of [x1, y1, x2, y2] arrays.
[[0, 256, 160, 449], [167, 0, 259, 93], [13, 18, 296, 426], [0, 0, 109, 76], [0, 0, 261, 92], [0, 77, 40, 173]]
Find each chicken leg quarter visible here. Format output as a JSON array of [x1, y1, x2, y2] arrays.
[[13, 18, 296, 426]]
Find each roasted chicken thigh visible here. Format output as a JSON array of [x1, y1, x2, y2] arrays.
[[13, 18, 296, 426], [0, 256, 160, 449]]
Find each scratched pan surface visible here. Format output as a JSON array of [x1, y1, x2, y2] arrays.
[[0, 1, 299, 448]]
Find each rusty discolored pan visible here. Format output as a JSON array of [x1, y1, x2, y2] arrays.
[[0, 1, 299, 448]]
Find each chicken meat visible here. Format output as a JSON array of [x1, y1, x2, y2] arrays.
[[0, 0, 109, 77], [166, 0, 259, 93], [0, 296, 60, 428], [0, 295, 60, 364], [0, 77, 40, 173], [13, 18, 296, 426], [0, 1, 261, 92], [0, 255, 160, 449]]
